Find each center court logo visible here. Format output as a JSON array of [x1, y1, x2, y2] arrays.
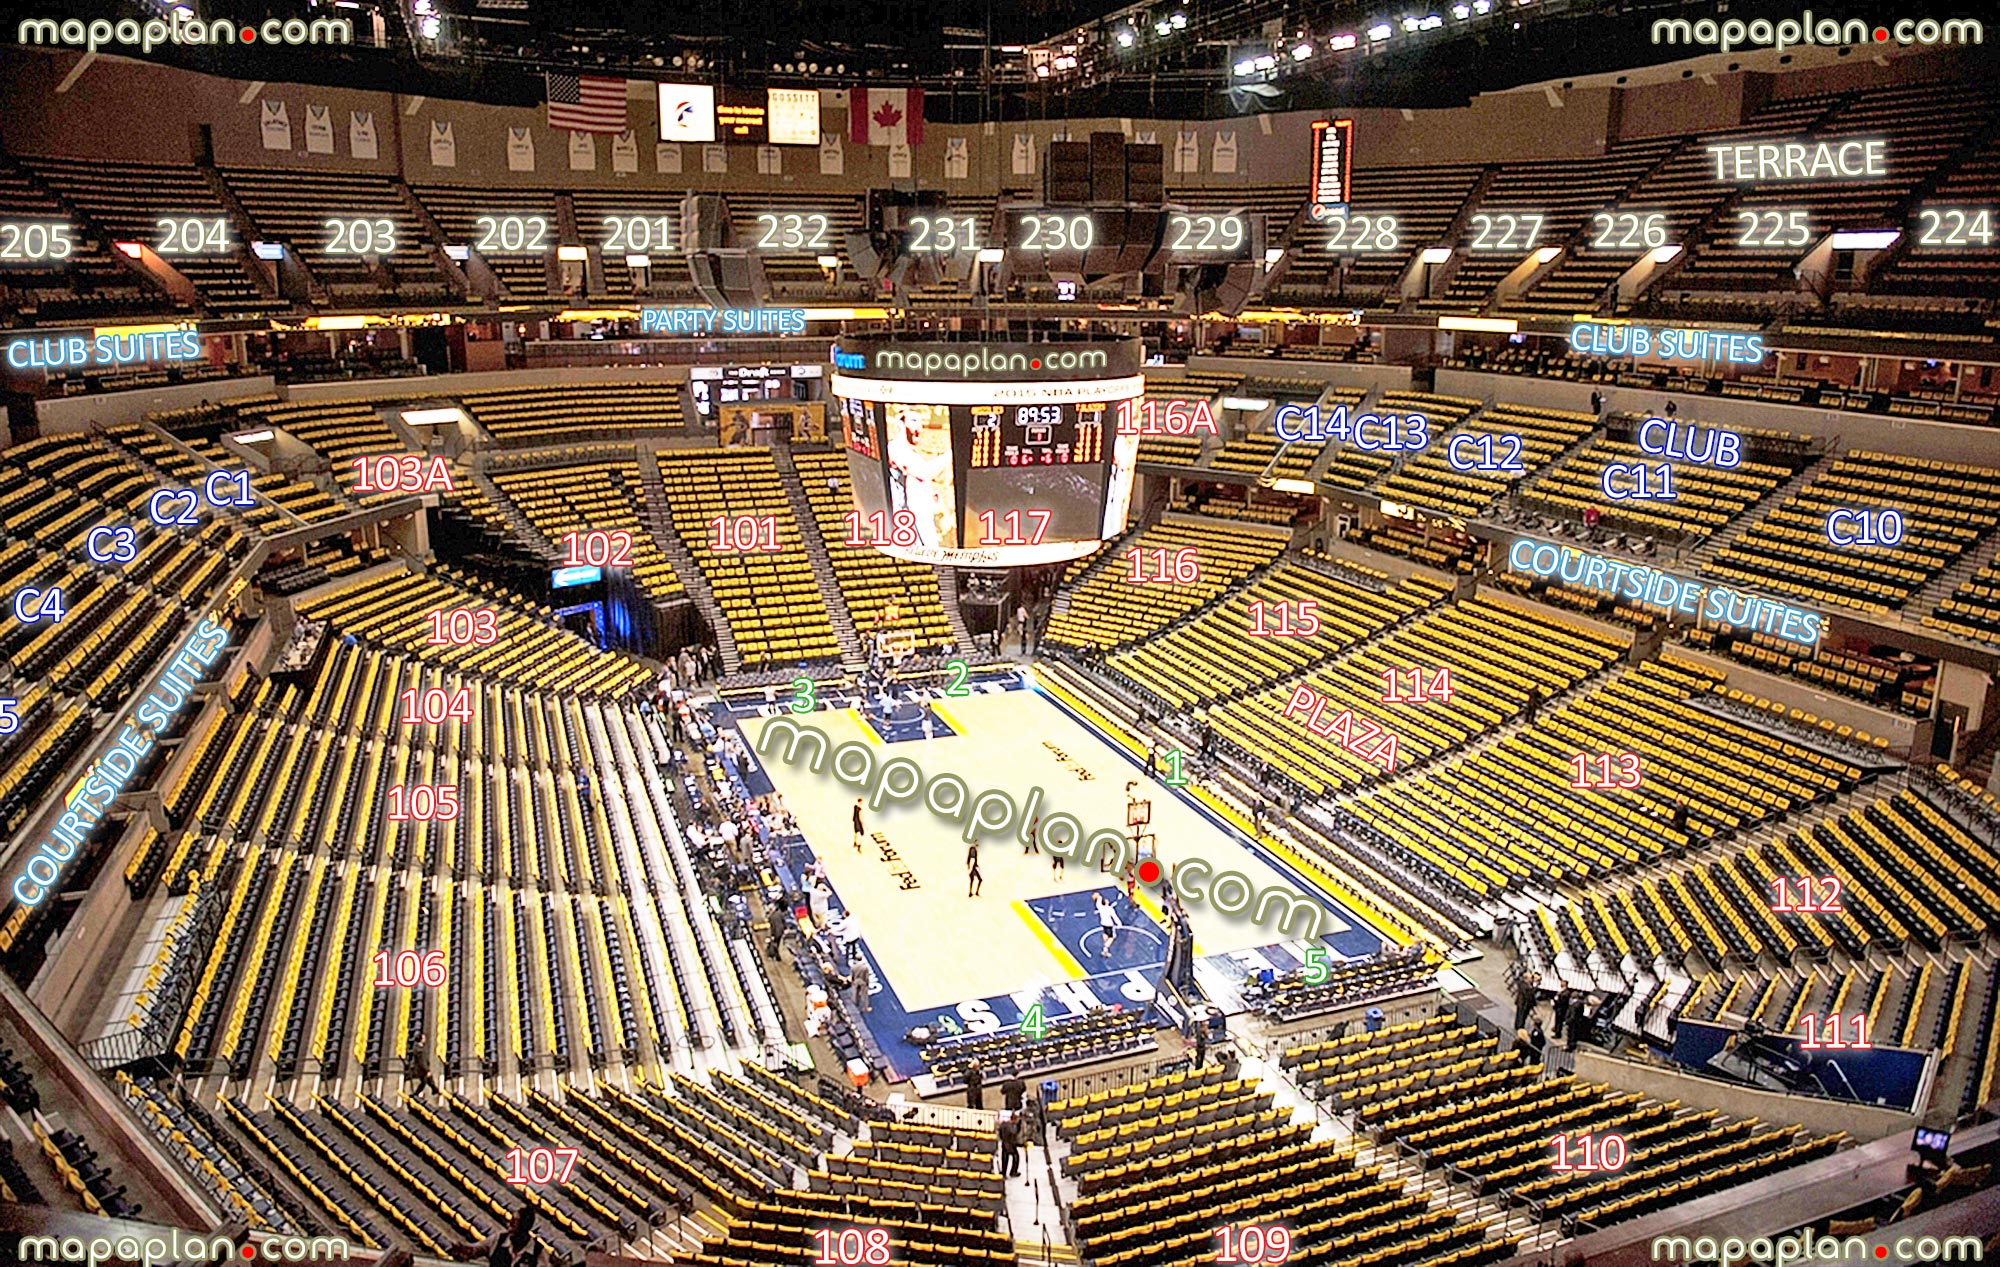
[[1651, 12, 1982, 53], [18, 13, 351, 53]]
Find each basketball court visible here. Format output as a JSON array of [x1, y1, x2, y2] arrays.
[[735, 672, 1390, 1076]]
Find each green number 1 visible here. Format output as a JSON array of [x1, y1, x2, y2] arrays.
[[789, 676, 815, 714], [1162, 749, 1189, 786]]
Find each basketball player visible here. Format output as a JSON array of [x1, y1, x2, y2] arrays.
[[1094, 892, 1120, 954], [966, 843, 983, 897], [1023, 813, 1039, 854], [852, 797, 865, 852]]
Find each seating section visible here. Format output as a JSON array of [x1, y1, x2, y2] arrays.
[[792, 450, 952, 651], [1170, 487, 1297, 526], [1706, 452, 2000, 614], [1133, 370, 1240, 468], [1925, 547, 2000, 644], [1046, 519, 1288, 651], [1108, 561, 1439, 709], [1670, 83, 1986, 300], [1254, 950, 1437, 1022], [1207, 386, 1365, 480], [1424, 138, 1679, 313], [1523, 424, 1793, 543], [655, 449, 841, 665], [1206, 596, 1626, 796], [297, 568, 652, 695], [1056, 1061, 1513, 1267], [459, 384, 685, 445], [565, 190, 695, 297], [1375, 403, 1598, 519], [219, 168, 454, 304], [1684, 627, 1937, 714], [488, 456, 684, 604], [1354, 522, 1482, 574], [1285, 164, 1485, 307], [31, 1116, 142, 1219], [724, 193, 869, 294], [116, 622, 780, 1099], [0, 434, 247, 843], [410, 186, 559, 300], [1348, 657, 1856, 901], [922, 1007, 1154, 1091], [1543, 783, 2000, 985], [1322, 1018, 1844, 1230], [118, 1073, 308, 1231], [0, 153, 173, 323], [222, 398, 409, 505]]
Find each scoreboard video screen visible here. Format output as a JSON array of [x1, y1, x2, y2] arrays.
[[830, 338, 1144, 565]]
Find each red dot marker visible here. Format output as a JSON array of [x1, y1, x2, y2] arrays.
[[242, 1247, 257, 1260], [1873, 27, 1889, 41], [1136, 859, 1162, 885], [1875, 1249, 1888, 1260], [241, 26, 256, 41]]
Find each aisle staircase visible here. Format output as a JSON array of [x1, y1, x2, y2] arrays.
[[769, 442, 866, 669], [635, 445, 742, 675], [468, 466, 559, 556], [1908, 528, 2000, 617], [936, 566, 978, 657]]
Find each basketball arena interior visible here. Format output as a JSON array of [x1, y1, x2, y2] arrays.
[[1, 1, 1999, 1264]]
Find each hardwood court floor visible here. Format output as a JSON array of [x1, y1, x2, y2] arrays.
[[742, 687, 1348, 1012]]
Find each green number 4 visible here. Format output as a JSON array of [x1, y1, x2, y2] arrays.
[[1018, 1002, 1047, 1040]]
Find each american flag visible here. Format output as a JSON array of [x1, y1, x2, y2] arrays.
[[545, 73, 628, 133]]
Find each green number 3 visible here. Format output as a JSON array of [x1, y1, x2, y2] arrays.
[[789, 676, 815, 714]]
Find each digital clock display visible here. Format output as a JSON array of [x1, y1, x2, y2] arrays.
[[966, 401, 1107, 468]]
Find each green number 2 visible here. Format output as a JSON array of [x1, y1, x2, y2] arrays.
[[1018, 1002, 1048, 1040], [1302, 947, 1330, 986], [943, 659, 971, 697], [789, 676, 815, 714], [1162, 749, 1189, 786]]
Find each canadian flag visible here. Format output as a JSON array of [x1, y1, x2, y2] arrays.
[[850, 87, 924, 147]]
